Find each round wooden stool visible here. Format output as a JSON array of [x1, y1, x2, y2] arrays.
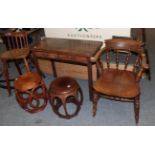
[[49, 77, 83, 119], [14, 72, 48, 113]]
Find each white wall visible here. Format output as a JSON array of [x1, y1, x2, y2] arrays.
[[45, 28, 130, 41]]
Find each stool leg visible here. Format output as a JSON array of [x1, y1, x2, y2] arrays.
[[15, 81, 48, 113], [61, 98, 68, 117], [78, 88, 83, 105]]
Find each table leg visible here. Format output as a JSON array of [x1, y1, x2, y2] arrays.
[[33, 56, 45, 78], [87, 63, 93, 101], [51, 61, 57, 78]]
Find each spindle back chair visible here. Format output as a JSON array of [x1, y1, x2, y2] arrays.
[[92, 38, 149, 124], [0, 31, 30, 96], [4, 31, 29, 50]]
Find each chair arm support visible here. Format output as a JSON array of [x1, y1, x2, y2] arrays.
[[90, 48, 105, 62], [142, 53, 149, 70], [136, 53, 149, 81]]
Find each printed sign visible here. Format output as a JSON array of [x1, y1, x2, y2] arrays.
[[45, 28, 130, 41], [67, 28, 103, 40]]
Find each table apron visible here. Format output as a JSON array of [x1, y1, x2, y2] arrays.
[[33, 51, 91, 64]]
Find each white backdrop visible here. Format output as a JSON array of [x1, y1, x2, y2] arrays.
[[45, 28, 130, 41]]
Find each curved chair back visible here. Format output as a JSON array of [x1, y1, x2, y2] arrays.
[[102, 39, 146, 81]]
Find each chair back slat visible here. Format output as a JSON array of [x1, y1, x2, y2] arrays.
[[11, 37, 14, 49], [124, 52, 131, 70], [15, 36, 18, 48], [106, 51, 110, 69], [6, 36, 11, 50], [133, 56, 141, 72], [19, 36, 23, 48], [115, 51, 119, 69], [3, 32, 29, 50]]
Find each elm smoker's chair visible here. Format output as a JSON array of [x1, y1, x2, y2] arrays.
[[91, 38, 149, 124], [0, 31, 30, 95]]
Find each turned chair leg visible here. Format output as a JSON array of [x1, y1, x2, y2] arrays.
[[134, 95, 140, 125], [2, 60, 11, 96], [93, 91, 99, 117]]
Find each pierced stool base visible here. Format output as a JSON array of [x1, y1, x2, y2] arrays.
[[49, 77, 83, 119], [14, 72, 48, 113]]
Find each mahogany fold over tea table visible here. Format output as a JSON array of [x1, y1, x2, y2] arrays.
[[31, 38, 103, 101]]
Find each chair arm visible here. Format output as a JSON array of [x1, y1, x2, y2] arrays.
[[90, 48, 105, 62], [142, 63, 149, 70]]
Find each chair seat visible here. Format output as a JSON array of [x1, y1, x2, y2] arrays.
[[14, 72, 42, 92], [93, 69, 140, 98], [0, 48, 29, 60]]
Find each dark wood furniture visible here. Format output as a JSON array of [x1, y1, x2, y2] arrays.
[[49, 76, 83, 119], [31, 38, 103, 101], [14, 72, 48, 113], [92, 38, 149, 124], [0, 32, 30, 96], [131, 28, 151, 80], [26, 28, 45, 47], [0, 28, 45, 48], [131, 28, 146, 41]]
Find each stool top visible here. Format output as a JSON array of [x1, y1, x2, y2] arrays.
[[14, 72, 42, 91], [49, 77, 79, 95]]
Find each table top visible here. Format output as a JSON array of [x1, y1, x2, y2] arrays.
[[32, 38, 103, 58]]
